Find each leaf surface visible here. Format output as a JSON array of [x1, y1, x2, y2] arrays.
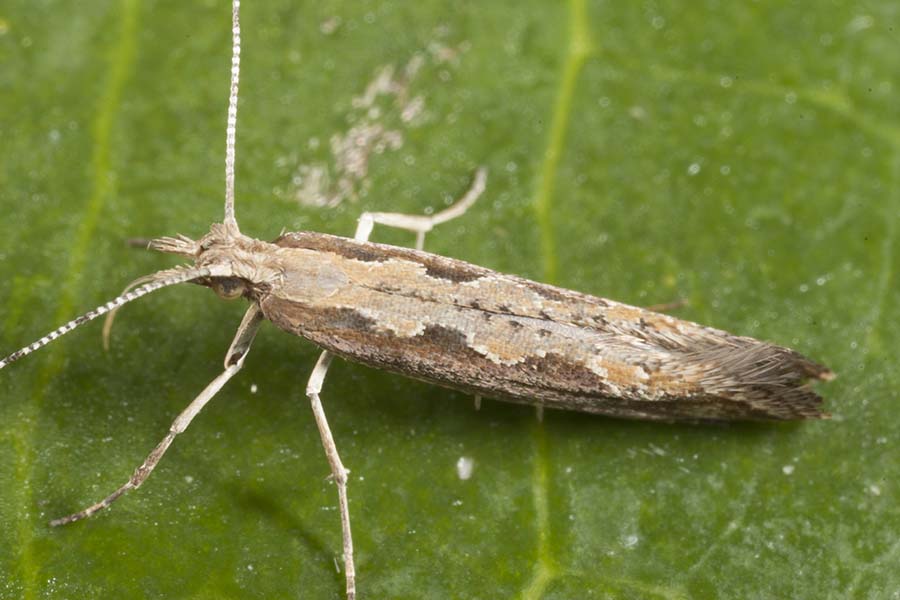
[[0, 1, 896, 598]]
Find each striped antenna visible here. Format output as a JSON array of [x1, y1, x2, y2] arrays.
[[0, 267, 210, 371], [223, 0, 241, 233]]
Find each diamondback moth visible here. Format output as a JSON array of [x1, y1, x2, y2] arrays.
[[1, 2, 834, 598]]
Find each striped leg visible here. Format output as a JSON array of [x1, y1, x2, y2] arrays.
[[305, 351, 356, 600], [354, 167, 486, 249], [50, 305, 264, 526]]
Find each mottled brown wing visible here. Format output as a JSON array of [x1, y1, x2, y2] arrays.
[[258, 232, 832, 422]]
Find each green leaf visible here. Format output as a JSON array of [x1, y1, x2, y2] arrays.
[[1, 1, 896, 598]]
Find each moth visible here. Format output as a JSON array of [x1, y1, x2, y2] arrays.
[[1, 2, 833, 599]]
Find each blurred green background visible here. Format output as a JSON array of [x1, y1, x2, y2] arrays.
[[0, 1, 896, 598]]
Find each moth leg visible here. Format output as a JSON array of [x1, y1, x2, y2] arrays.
[[305, 350, 356, 600], [50, 305, 264, 526], [354, 167, 487, 250]]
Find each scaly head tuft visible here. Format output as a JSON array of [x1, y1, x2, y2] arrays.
[[148, 233, 201, 257]]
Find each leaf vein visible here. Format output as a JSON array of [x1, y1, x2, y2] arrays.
[[17, 2, 141, 596]]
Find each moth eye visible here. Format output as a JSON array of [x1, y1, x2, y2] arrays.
[[212, 277, 246, 300]]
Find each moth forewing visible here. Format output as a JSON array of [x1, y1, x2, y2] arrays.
[[216, 230, 832, 423]]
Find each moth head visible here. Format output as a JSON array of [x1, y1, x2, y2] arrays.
[[149, 223, 277, 303]]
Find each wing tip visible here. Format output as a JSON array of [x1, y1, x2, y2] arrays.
[[696, 343, 836, 422]]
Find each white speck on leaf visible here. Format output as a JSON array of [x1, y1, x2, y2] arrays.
[[456, 456, 474, 480], [846, 15, 874, 34]]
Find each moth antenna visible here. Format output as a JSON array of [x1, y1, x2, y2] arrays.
[[223, 0, 241, 235], [0, 267, 211, 371]]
